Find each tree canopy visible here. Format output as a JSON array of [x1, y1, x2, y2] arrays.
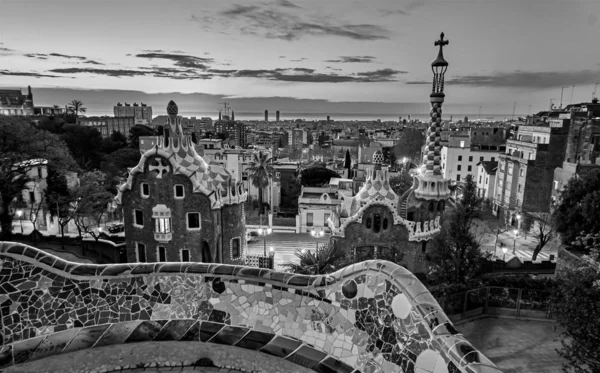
[[300, 167, 340, 187], [426, 175, 490, 284], [247, 151, 275, 215], [389, 169, 413, 196], [552, 170, 600, 243], [0, 116, 78, 239], [128, 125, 157, 149]]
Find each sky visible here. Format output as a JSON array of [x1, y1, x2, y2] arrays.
[[1, 0, 600, 117]]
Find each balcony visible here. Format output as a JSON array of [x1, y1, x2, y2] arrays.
[[154, 232, 172, 242]]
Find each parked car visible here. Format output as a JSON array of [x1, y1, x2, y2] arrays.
[[108, 223, 125, 234]]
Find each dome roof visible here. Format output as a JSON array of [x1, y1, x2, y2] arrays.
[[167, 100, 178, 116], [372, 150, 384, 165]]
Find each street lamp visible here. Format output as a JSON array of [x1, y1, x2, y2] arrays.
[[311, 228, 325, 252], [257, 227, 272, 256], [502, 247, 508, 261], [16, 210, 23, 233], [513, 229, 518, 255]]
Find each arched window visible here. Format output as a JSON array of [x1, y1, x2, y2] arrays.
[[429, 202, 434, 212], [373, 214, 381, 233], [382, 218, 388, 230], [366, 217, 372, 229], [422, 241, 427, 253]]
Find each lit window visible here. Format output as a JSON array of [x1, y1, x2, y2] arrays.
[[275, 172, 281, 178], [180, 249, 190, 262], [137, 242, 146, 262], [134, 210, 144, 227], [154, 217, 171, 233], [460, 141, 465, 148], [174, 184, 185, 198], [141, 183, 149, 197], [520, 169, 525, 176], [187, 212, 201, 230], [157, 246, 167, 262]]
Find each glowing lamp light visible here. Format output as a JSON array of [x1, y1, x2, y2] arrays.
[[16, 210, 23, 218], [269, 247, 274, 253], [266, 227, 272, 235], [513, 229, 518, 236], [502, 247, 508, 255]]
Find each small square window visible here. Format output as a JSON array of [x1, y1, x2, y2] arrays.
[[174, 184, 185, 198], [456, 174, 461, 181], [137, 242, 146, 262], [468, 166, 472, 172], [181, 249, 190, 262], [158, 246, 167, 262], [275, 172, 281, 178], [480, 157, 484, 161], [134, 210, 144, 227], [141, 183, 149, 197], [468, 156, 473, 162], [187, 212, 201, 229], [457, 165, 462, 171], [458, 155, 462, 161]]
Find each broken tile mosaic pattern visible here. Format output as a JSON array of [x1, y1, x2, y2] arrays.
[[0, 242, 502, 373]]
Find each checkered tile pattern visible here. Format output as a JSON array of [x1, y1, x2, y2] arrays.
[[423, 102, 443, 176]]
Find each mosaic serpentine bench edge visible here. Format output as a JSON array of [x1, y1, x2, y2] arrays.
[[0, 242, 502, 373]]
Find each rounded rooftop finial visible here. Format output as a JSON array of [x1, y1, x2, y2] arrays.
[[432, 32, 449, 67], [167, 100, 178, 116]]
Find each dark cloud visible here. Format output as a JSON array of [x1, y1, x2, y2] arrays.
[[405, 80, 430, 85], [48, 67, 149, 77], [0, 70, 62, 78], [446, 70, 600, 88], [195, 4, 389, 41], [83, 60, 104, 65], [290, 58, 307, 62], [325, 55, 376, 63], [356, 68, 407, 79], [208, 67, 404, 83], [48, 53, 87, 60], [135, 52, 214, 69], [380, 0, 425, 16], [24, 53, 49, 60], [277, 0, 301, 8]]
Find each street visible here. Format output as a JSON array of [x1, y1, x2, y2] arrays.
[[478, 230, 559, 262], [246, 232, 330, 270]]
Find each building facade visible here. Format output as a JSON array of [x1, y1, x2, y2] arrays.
[[475, 161, 497, 200], [0, 86, 64, 116], [493, 124, 569, 227], [214, 117, 247, 148], [328, 33, 452, 275], [76, 116, 135, 138], [116, 101, 247, 264], [114, 102, 152, 125], [440, 135, 504, 183]]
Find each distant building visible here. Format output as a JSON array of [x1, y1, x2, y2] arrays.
[[441, 135, 504, 183], [116, 101, 247, 264], [114, 102, 152, 125], [493, 123, 570, 227], [476, 161, 498, 199], [76, 116, 135, 138], [214, 118, 247, 148], [0, 86, 64, 116]]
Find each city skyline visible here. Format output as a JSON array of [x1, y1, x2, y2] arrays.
[[1, 0, 600, 115]]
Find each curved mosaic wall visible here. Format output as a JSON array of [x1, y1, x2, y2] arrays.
[[0, 242, 502, 373]]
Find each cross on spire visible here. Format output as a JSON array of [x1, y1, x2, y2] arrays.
[[434, 32, 448, 49]]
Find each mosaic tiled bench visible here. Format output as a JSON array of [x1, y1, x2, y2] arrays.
[[0, 242, 503, 373]]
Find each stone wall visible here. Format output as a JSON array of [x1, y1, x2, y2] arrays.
[[0, 242, 502, 373]]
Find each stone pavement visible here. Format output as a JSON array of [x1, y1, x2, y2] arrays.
[[4, 341, 313, 373], [459, 317, 564, 373]]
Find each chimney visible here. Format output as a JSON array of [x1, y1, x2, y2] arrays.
[[265, 110, 269, 122], [219, 111, 222, 121]]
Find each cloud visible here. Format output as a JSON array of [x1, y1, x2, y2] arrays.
[[0, 47, 15, 56], [380, 0, 425, 16], [325, 55, 376, 63], [357, 68, 407, 79], [290, 58, 307, 62], [208, 67, 404, 83], [0, 70, 62, 78], [83, 60, 104, 65], [48, 53, 86, 60], [277, 0, 301, 8], [24, 53, 49, 60], [194, 4, 389, 41], [134, 52, 214, 69], [445, 70, 600, 88], [48, 67, 149, 77]]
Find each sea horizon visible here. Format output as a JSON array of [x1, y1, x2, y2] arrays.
[[84, 111, 524, 122]]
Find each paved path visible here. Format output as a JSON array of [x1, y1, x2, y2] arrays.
[[459, 317, 564, 373], [246, 232, 330, 269]]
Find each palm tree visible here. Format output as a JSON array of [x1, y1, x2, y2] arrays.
[[282, 242, 349, 275], [247, 151, 275, 217], [68, 100, 87, 118]]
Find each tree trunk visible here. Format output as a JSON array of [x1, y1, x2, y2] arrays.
[[258, 187, 264, 216], [0, 198, 13, 240]]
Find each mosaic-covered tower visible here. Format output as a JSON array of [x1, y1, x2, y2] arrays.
[[116, 101, 247, 265], [328, 33, 452, 275]]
